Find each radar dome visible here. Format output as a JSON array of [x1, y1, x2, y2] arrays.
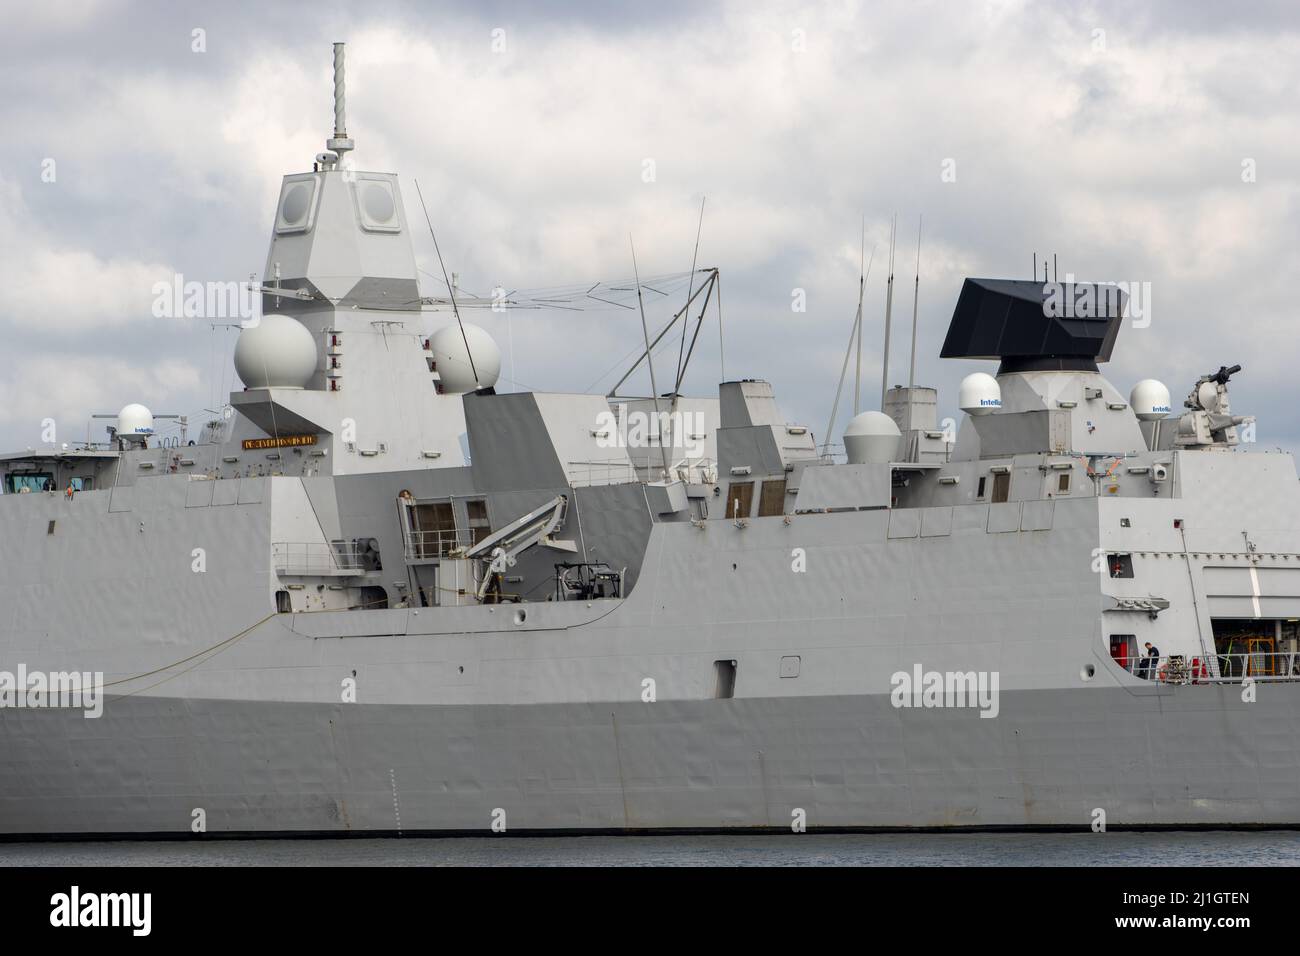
[[118, 403, 154, 437], [843, 411, 901, 465], [1130, 379, 1172, 421], [233, 314, 318, 390], [959, 372, 1002, 416], [430, 323, 502, 394]]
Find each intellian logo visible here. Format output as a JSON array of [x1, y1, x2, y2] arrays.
[[49, 886, 151, 936], [890, 664, 1000, 718]]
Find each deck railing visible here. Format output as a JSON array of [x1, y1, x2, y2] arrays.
[[1117, 652, 1300, 684], [272, 540, 363, 575], [403, 528, 472, 560]]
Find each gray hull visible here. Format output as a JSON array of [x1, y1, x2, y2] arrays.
[[3, 684, 1294, 836]]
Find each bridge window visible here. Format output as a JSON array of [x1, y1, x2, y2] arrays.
[[5, 473, 53, 493]]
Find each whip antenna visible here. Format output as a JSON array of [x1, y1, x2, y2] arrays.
[[415, 178, 479, 389]]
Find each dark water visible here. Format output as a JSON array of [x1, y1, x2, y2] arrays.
[[2, 831, 1298, 866]]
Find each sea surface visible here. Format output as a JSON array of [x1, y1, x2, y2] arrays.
[[2, 831, 1298, 866]]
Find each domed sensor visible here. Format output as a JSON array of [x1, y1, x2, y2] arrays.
[[233, 315, 319, 390], [280, 183, 310, 225], [363, 183, 395, 223], [430, 324, 502, 394]]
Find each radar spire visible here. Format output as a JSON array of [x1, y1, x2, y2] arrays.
[[326, 42, 355, 166]]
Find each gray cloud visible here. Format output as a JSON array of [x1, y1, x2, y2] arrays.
[[3, 0, 1298, 455]]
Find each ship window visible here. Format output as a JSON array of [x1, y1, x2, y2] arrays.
[[465, 499, 491, 545], [1107, 553, 1134, 579], [724, 481, 754, 519], [275, 590, 292, 613], [991, 472, 1010, 503], [758, 479, 787, 517], [976, 476, 986, 499], [47, 520, 56, 535], [1057, 473, 1070, 494], [5, 473, 53, 494], [713, 660, 737, 699]]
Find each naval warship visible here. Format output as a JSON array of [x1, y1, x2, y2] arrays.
[[2, 45, 1299, 837]]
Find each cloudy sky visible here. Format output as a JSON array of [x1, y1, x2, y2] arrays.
[[4, 0, 1299, 453]]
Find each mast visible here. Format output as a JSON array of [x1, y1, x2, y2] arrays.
[[630, 236, 672, 479], [879, 215, 896, 409], [325, 42, 354, 166], [822, 246, 874, 458], [907, 215, 922, 390], [852, 217, 865, 415]]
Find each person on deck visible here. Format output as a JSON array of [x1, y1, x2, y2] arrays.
[[1139, 641, 1160, 680]]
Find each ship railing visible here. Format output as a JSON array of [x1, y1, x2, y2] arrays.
[[403, 529, 472, 560], [566, 456, 718, 488], [566, 458, 639, 488], [1118, 652, 1300, 684], [273, 540, 364, 575]]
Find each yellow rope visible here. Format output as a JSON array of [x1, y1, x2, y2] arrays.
[[102, 612, 276, 689]]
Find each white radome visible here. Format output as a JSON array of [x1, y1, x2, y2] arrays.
[[430, 323, 502, 394], [1130, 379, 1172, 421], [233, 314, 319, 390], [959, 372, 1002, 416], [843, 411, 901, 465], [117, 403, 154, 437]]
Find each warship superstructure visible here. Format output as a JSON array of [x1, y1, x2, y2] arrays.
[[3, 46, 1300, 836]]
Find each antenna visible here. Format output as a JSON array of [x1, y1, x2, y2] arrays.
[[907, 215, 922, 390], [1053, 253, 1058, 283], [630, 236, 672, 479], [1033, 253, 1037, 282], [879, 215, 897, 409], [853, 216, 865, 415], [415, 178, 479, 389], [822, 246, 875, 458], [673, 197, 707, 405], [326, 42, 355, 165]]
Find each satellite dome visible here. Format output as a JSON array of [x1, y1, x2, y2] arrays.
[[118, 403, 154, 437], [1130, 379, 1172, 421], [959, 372, 1002, 416], [233, 314, 318, 390], [843, 411, 901, 465], [430, 323, 502, 394]]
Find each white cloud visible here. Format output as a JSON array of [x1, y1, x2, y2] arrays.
[[0, 177, 174, 332], [0, 356, 201, 443]]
